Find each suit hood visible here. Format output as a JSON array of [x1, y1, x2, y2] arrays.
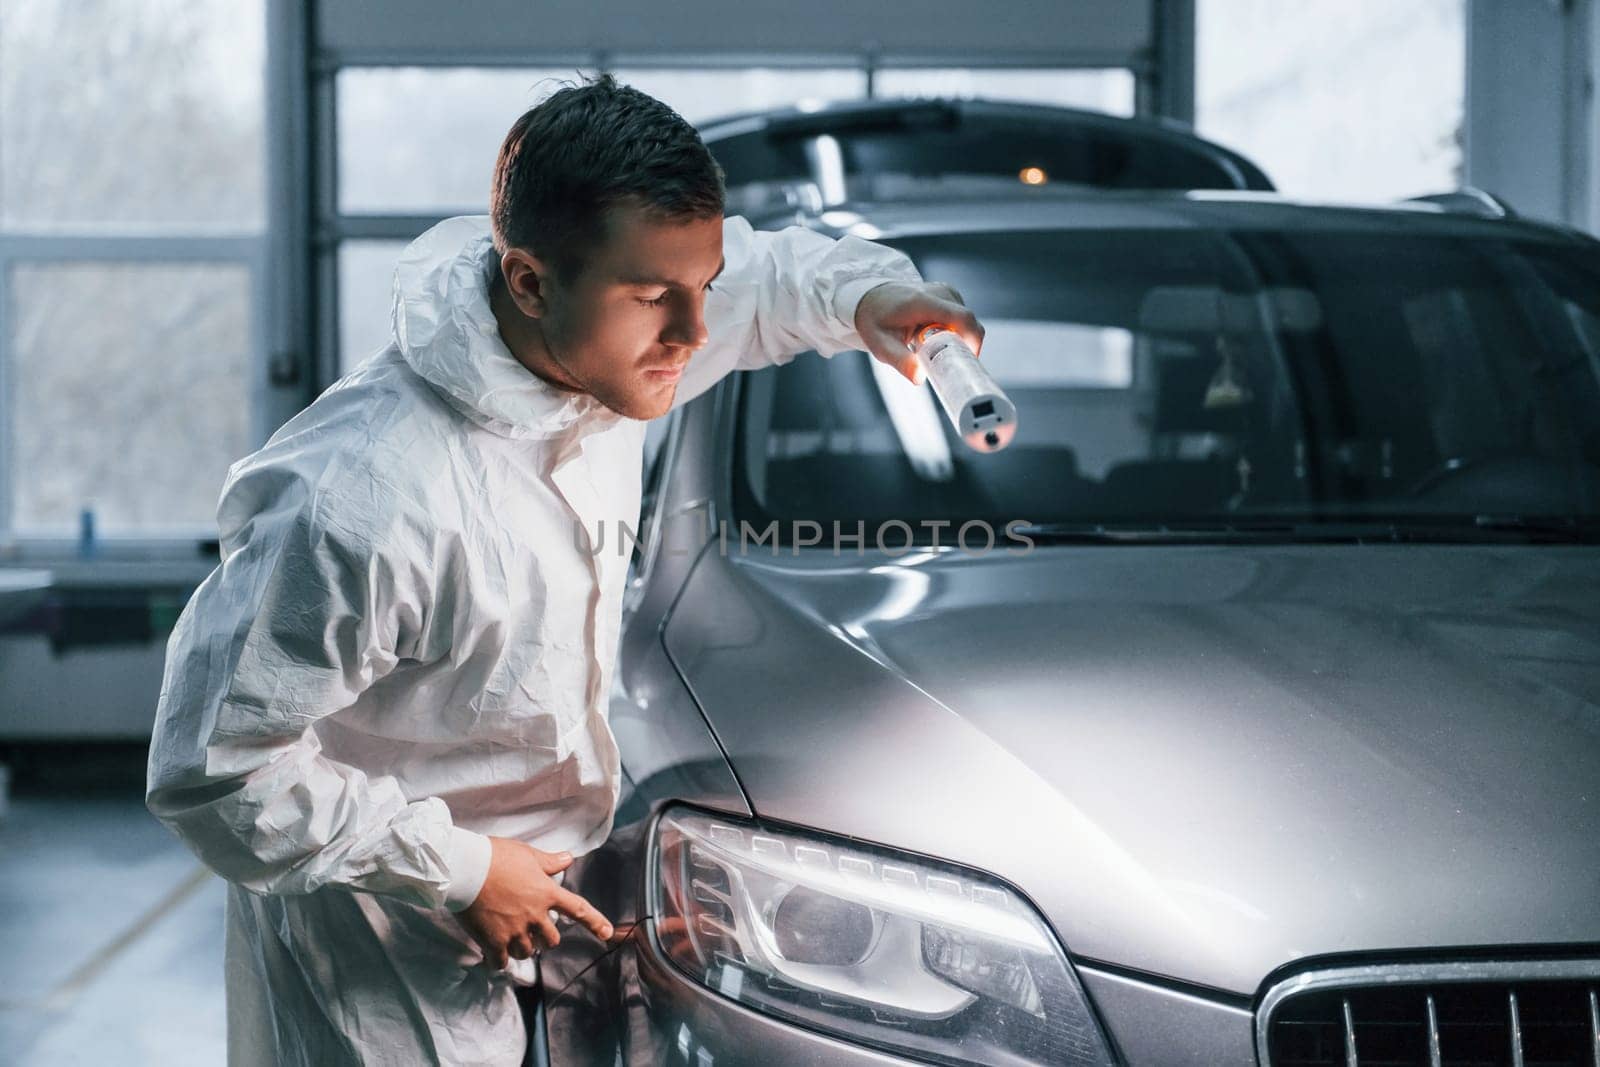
[[390, 215, 621, 441]]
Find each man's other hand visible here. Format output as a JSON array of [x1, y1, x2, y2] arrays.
[[854, 280, 985, 386], [458, 837, 614, 968]]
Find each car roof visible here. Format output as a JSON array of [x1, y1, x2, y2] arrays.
[[749, 188, 1593, 246]]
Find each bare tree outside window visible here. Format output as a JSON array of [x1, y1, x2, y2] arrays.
[[8, 265, 252, 535], [0, 0, 264, 537], [1197, 0, 1464, 202], [874, 68, 1134, 116], [337, 68, 588, 216]]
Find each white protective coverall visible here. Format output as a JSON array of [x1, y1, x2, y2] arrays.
[[146, 213, 920, 1066]]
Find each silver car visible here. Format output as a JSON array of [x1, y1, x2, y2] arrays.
[[537, 187, 1600, 1066]]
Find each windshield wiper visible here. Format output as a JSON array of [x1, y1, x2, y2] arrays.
[[1459, 514, 1600, 543], [1012, 521, 1372, 544], [1013, 516, 1600, 545]]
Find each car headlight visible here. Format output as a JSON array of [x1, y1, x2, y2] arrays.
[[650, 807, 1115, 1066]]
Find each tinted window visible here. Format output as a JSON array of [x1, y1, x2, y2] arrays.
[[736, 229, 1600, 536]]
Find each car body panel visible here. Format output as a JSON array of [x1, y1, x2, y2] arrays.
[[538, 609, 745, 997], [1074, 965, 1255, 1067], [663, 543, 1600, 996]]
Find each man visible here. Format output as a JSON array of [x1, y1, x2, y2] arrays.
[[147, 75, 982, 1065]]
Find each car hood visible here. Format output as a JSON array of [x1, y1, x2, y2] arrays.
[[663, 543, 1600, 996]]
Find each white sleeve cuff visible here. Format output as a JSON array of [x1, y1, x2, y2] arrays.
[[831, 276, 898, 340], [441, 827, 494, 912]]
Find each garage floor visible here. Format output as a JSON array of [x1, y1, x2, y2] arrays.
[[0, 748, 226, 1066]]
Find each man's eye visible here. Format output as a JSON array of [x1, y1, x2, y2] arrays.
[[636, 283, 712, 308]]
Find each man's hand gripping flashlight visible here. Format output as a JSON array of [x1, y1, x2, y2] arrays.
[[912, 324, 1017, 453]]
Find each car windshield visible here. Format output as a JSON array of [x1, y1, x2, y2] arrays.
[[734, 226, 1600, 541]]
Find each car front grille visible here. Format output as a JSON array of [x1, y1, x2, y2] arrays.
[[1258, 959, 1600, 1067]]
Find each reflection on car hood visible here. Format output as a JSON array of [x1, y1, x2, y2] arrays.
[[664, 544, 1600, 995]]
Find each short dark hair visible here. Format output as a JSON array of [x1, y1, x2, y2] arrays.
[[490, 74, 725, 281]]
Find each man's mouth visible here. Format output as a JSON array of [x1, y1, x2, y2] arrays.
[[642, 362, 688, 382]]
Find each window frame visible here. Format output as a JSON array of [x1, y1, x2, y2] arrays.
[[0, 0, 299, 569]]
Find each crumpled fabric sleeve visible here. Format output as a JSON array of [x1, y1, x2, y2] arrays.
[[673, 215, 924, 407], [146, 462, 492, 912]]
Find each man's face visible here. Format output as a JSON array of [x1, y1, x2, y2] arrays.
[[534, 202, 725, 421]]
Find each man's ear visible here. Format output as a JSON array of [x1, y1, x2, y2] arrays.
[[500, 248, 553, 318]]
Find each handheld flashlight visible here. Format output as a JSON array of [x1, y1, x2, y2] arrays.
[[913, 325, 1017, 453]]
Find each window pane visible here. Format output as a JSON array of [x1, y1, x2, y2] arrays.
[[8, 263, 252, 534], [338, 68, 592, 215], [978, 320, 1133, 388], [740, 227, 1600, 532], [339, 240, 410, 374], [1197, 0, 1464, 201], [612, 69, 867, 126], [874, 68, 1135, 116], [0, 0, 265, 231]]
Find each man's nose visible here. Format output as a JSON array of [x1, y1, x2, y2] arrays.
[[663, 297, 709, 351]]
